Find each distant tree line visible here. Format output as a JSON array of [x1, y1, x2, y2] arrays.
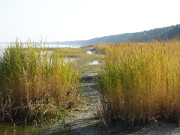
[[50, 24, 180, 45]]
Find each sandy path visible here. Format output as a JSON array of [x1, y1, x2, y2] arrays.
[[48, 75, 180, 135], [65, 75, 102, 135]]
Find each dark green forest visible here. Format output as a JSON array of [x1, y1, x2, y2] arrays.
[[1, 24, 179, 45], [55, 24, 180, 45]]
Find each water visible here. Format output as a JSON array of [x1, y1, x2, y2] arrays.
[[0, 44, 7, 57], [0, 43, 83, 49], [0, 43, 83, 58], [43, 44, 83, 48], [86, 50, 96, 55], [87, 50, 93, 54], [87, 60, 100, 65], [64, 57, 77, 63], [0, 122, 40, 135], [0, 121, 65, 135]]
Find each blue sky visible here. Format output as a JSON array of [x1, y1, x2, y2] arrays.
[[0, 0, 180, 42]]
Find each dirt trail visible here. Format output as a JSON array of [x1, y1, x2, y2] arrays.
[[2, 46, 180, 135], [63, 46, 180, 135], [62, 75, 127, 135], [58, 46, 128, 135], [46, 46, 180, 135], [46, 75, 180, 135], [65, 75, 102, 135]]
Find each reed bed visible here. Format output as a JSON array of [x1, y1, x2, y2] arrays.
[[0, 42, 80, 122], [44, 47, 105, 76], [45, 47, 87, 58], [93, 43, 112, 55], [97, 39, 180, 127]]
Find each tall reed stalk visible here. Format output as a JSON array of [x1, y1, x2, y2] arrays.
[[97, 40, 180, 127], [0, 41, 80, 122]]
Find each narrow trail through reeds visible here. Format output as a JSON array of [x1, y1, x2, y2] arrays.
[[63, 42, 180, 135], [1, 42, 180, 135], [49, 43, 180, 135]]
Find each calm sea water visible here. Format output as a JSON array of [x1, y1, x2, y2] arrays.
[[0, 43, 83, 57]]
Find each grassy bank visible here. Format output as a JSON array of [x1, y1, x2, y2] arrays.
[[43, 47, 105, 76], [97, 39, 180, 127], [93, 43, 112, 55], [0, 42, 80, 123]]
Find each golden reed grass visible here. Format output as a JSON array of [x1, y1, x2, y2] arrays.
[[97, 39, 180, 127], [0, 41, 80, 122]]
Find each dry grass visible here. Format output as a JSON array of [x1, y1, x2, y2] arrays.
[[0, 41, 80, 122], [46, 47, 87, 58], [93, 43, 112, 55], [97, 39, 180, 127], [45, 47, 105, 76]]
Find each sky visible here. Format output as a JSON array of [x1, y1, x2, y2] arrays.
[[0, 0, 180, 42]]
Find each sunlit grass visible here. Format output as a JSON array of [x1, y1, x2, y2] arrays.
[[93, 43, 112, 55], [97, 39, 180, 127], [0, 41, 80, 122], [45, 47, 105, 76], [45, 47, 87, 58]]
